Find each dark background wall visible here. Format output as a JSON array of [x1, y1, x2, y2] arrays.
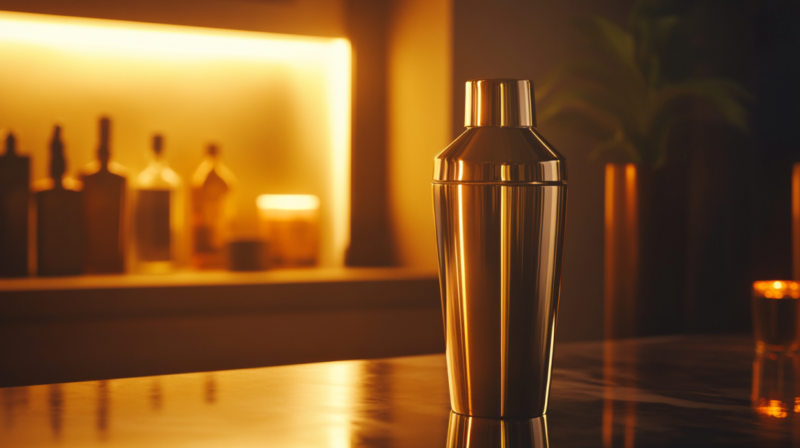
[[452, 0, 631, 342], [3, 0, 799, 345], [452, 0, 800, 341]]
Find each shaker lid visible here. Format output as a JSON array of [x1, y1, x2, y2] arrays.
[[434, 79, 566, 184], [465, 79, 535, 127]]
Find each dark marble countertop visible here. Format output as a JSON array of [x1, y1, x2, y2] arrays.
[[0, 334, 796, 447]]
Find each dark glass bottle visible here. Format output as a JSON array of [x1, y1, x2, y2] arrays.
[[36, 126, 83, 276], [81, 117, 127, 274], [0, 132, 30, 277]]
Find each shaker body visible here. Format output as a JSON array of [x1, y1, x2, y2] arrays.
[[433, 79, 567, 419], [433, 181, 566, 418]]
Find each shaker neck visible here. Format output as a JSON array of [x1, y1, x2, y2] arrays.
[[465, 79, 536, 128]]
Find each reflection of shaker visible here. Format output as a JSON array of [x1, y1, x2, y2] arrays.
[[433, 79, 567, 418], [447, 411, 549, 448], [752, 350, 800, 418]]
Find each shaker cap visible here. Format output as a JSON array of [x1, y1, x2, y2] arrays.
[[465, 79, 536, 127], [434, 79, 565, 183]]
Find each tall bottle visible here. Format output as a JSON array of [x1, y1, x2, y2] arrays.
[[36, 126, 84, 276], [191, 143, 236, 269], [134, 134, 182, 273], [81, 116, 127, 274], [0, 131, 30, 277], [433, 79, 568, 418]]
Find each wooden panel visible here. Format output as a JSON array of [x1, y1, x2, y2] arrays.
[[0, 268, 444, 387]]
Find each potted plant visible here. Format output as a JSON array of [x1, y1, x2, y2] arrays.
[[538, 0, 751, 338]]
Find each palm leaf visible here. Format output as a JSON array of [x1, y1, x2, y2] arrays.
[[538, 87, 641, 143], [541, 108, 616, 142], [539, 7, 752, 167], [590, 131, 641, 163], [651, 78, 752, 132], [574, 16, 639, 76]]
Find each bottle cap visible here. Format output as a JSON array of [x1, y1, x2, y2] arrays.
[[465, 79, 536, 127], [4, 131, 16, 156], [207, 143, 219, 158], [152, 134, 164, 156], [98, 116, 111, 165], [50, 125, 66, 185]]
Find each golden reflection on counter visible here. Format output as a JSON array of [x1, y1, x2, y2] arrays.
[[0, 356, 449, 447], [1, 387, 28, 428], [96, 381, 110, 438], [48, 384, 63, 440], [149, 379, 162, 412], [602, 340, 637, 448]]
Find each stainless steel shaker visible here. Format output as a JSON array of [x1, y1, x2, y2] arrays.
[[433, 79, 567, 419]]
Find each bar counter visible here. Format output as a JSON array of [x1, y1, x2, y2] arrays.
[[1, 334, 795, 447]]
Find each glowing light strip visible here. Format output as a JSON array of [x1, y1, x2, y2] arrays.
[[328, 39, 352, 267], [0, 10, 352, 267], [257, 195, 320, 211], [0, 10, 334, 60]]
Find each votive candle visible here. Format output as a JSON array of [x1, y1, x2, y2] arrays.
[[753, 281, 800, 353], [257, 194, 319, 268]]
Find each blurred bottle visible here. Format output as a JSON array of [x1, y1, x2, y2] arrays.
[[0, 131, 30, 277], [134, 134, 182, 273], [191, 143, 235, 269], [81, 117, 127, 274], [36, 126, 83, 276]]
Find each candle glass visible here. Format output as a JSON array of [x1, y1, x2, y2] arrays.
[[752, 281, 800, 353], [257, 195, 319, 268]]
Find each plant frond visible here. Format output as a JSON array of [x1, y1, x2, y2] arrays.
[[540, 108, 616, 142], [589, 131, 641, 164], [651, 78, 752, 133], [574, 16, 640, 79], [537, 61, 636, 99], [646, 114, 684, 167], [538, 88, 640, 138], [632, 14, 678, 86]]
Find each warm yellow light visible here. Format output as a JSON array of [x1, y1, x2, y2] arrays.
[[257, 194, 320, 211], [0, 10, 352, 267], [0, 11, 335, 61], [756, 399, 788, 418], [753, 280, 800, 299]]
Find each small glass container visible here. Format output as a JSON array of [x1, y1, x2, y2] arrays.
[[753, 281, 800, 353], [257, 194, 319, 268]]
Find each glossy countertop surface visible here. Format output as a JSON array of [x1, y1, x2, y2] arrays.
[[1, 334, 797, 447]]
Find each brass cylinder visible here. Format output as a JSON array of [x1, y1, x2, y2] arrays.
[[433, 79, 567, 418]]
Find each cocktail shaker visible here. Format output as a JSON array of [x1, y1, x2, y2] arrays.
[[433, 79, 567, 419]]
